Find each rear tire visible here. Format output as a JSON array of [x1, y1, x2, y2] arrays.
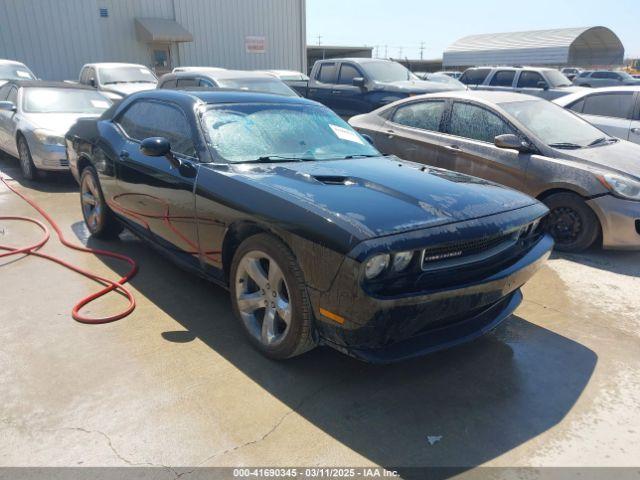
[[17, 135, 38, 180], [542, 192, 599, 252], [80, 166, 123, 239], [230, 233, 316, 359]]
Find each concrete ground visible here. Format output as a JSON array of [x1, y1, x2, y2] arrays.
[[1, 154, 639, 476]]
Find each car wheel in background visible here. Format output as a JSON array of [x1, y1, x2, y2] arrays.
[[17, 135, 38, 180], [230, 233, 316, 359], [80, 166, 123, 239], [542, 192, 599, 252]]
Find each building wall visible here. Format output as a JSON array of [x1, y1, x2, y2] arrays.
[[0, 0, 306, 80]]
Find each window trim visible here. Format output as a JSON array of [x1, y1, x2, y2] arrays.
[[442, 100, 523, 145], [114, 99, 199, 160]]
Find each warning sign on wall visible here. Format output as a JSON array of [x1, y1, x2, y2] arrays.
[[245, 36, 267, 54]]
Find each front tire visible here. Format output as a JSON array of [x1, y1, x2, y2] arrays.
[[17, 135, 38, 180], [230, 233, 316, 359], [542, 192, 599, 252], [80, 166, 123, 239]]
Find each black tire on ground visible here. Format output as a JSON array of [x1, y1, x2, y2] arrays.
[[230, 233, 316, 359], [542, 192, 599, 252], [17, 135, 38, 180], [79, 166, 123, 239]]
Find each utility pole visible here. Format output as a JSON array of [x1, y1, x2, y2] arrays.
[[384, 45, 388, 59], [316, 34, 322, 46], [398, 46, 403, 58], [419, 41, 425, 60], [374, 45, 379, 58]]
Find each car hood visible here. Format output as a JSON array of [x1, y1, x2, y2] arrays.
[[23, 112, 103, 134], [221, 156, 538, 240], [375, 79, 463, 93], [559, 140, 640, 180], [556, 85, 587, 93], [102, 82, 157, 96]]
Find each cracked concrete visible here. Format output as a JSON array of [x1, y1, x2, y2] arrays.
[[1, 156, 640, 473]]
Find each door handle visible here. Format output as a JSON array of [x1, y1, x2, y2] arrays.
[[331, 90, 341, 94], [444, 144, 461, 151], [386, 129, 395, 139], [119, 150, 130, 160]]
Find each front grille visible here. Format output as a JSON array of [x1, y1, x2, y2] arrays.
[[421, 232, 516, 270], [59, 159, 69, 167]]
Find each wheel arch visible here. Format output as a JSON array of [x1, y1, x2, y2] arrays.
[[221, 221, 281, 282]]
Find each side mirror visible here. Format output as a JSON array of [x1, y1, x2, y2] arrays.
[[361, 133, 375, 146], [494, 134, 532, 153], [0, 101, 16, 112], [140, 137, 171, 157], [536, 81, 549, 90], [89, 77, 96, 87], [352, 77, 366, 88]]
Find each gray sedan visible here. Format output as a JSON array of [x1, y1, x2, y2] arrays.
[[349, 90, 640, 252], [0, 80, 111, 179]]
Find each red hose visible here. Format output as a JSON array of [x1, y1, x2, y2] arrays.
[[0, 176, 137, 324]]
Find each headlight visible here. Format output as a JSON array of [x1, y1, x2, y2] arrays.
[[364, 253, 390, 279], [33, 129, 65, 146], [392, 251, 414, 271], [599, 174, 640, 201]]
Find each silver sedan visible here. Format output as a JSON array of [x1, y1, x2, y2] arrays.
[[0, 80, 111, 179]]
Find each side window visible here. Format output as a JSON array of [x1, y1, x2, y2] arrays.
[[0, 84, 10, 100], [177, 78, 198, 87], [337, 64, 360, 85], [7, 87, 18, 105], [317, 63, 337, 84], [80, 68, 89, 84], [199, 78, 215, 87], [579, 71, 591, 78], [567, 99, 585, 113], [160, 79, 177, 89], [87, 68, 96, 85], [391, 101, 445, 132], [449, 102, 515, 143], [489, 70, 515, 87], [459, 68, 491, 85], [582, 92, 634, 119], [117, 101, 196, 157], [517, 71, 546, 88]]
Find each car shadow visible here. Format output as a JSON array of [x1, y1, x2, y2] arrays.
[[0, 152, 77, 193], [76, 223, 597, 476], [551, 249, 640, 278]]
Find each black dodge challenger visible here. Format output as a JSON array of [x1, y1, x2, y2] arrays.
[[66, 89, 552, 363]]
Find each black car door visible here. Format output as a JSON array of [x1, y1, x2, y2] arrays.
[[111, 99, 202, 270]]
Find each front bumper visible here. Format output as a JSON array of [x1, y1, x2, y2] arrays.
[[27, 138, 69, 172], [587, 194, 640, 250], [309, 234, 553, 363]]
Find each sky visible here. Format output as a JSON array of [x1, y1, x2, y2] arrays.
[[306, 0, 640, 60]]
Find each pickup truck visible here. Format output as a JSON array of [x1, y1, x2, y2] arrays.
[[301, 58, 463, 117]]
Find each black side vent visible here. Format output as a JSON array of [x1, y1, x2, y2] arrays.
[[313, 175, 355, 186]]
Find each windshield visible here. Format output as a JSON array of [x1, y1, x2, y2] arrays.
[[215, 78, 298, 97], [99, 66, 157, 85], [201, 103, 380, 163], [361, 61, 418, 83], [0, 64, 35, 80], [501, 100, 606, 147], [545, 70, 572, 87], [426, 73, 465, 88], [23, 88, 112, 113]]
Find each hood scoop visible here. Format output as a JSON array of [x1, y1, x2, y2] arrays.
[[313, 175, 356, 186]]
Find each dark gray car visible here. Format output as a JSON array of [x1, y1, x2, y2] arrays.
[[573, 70, 640, 88], [349, 90, 640, 252]]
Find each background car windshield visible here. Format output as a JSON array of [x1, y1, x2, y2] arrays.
[[426, 73, 466, 88], [215, 78, 298, 96], [501, 100, 604, 146], [23, 88, 111, 113], [361, 61, 417, 82], [0, 64, 35, 80], [99, 67, 157, 84], [545, 70, 572, 87], [201, 103, 379, 162]]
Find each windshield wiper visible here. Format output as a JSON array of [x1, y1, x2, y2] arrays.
[[239, 155, 315, 164], [588, 136, 618, 147], [341, 154, 379, 159], [548, 142, 584, 149]]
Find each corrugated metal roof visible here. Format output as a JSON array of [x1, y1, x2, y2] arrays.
[[445, 27, 593, 52]]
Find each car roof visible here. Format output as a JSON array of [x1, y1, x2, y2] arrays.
[[554, 85, 640, 105], [4, 80, 95, 90], [84, 62, 149, 69], [317, 58, 396, 65], [128, 88, 317, 107], [413, 89, 542, 104], [162, 69, 280, 81], [0, 59, 28, 66], [465, 66, 555, 72]]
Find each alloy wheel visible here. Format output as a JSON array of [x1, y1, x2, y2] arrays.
[[234, 250, 292, 347], [547, 206, 582, 245], [81, 173, 103, 233], [18, 139, 33, 178]]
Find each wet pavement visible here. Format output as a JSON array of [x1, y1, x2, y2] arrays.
[[1, 154, 639, 474]]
